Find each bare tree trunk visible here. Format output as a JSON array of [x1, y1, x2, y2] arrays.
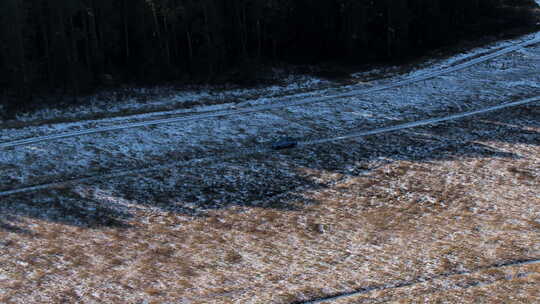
[[257, 19, 262, 59], [123, 0, 130, 59], [88, 1, 103, 79], [69, 15, 79, 98], [203, 4, 213, 76], [42, 27, 53, 87], [163, 15, 171, 66], [2, 0, 28, 96], [186, 30, 193, 62]]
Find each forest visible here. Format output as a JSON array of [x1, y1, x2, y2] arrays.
[[0, 0, 537, 111]]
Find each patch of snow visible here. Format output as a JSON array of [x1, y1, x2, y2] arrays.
[[11, 75, 333, 124], [0, 31, 539, 195]]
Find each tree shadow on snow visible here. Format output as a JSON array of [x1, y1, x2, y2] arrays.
[[1, 105, 538, 233], [0, 194, 132, 232]]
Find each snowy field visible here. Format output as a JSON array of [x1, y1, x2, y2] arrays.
[[0, 25, 539, 303], [0, 31, 539, 192]]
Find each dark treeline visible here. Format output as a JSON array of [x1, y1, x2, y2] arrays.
[[0, 0, 536, 110]]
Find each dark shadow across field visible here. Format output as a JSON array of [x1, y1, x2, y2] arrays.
[[0, 104, 538, 233]]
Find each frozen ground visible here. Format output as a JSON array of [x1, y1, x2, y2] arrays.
[[1, 101, 538, 304], [0, 32, 539, 192], [0, 28, 539, 303], [1, 30, 538, 128], [7, 74, 333, 124]]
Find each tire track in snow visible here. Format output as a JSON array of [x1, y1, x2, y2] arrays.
[[1, 95, 538, 198], [299, 96, 540, 146], [299, 259, 540, 304], [1, 34, 539, 150]]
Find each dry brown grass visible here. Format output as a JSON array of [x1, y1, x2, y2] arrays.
[[0, 108, 539, 303]]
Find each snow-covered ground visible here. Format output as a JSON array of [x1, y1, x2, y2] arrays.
[[0, 31, 539, 192], [2, 31, 538, 127], [0, 24, 539, 304], [10, 74, 333, 124]]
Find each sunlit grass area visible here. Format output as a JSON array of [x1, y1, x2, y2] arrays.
[[1, 105, 538, 303]]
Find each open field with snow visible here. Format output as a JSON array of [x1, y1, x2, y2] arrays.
[[0, 27, 539, 303], [1, 100, 539, 304]]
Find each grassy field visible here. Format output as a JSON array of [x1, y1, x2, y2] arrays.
[[1, 26, 539, 304], [1, 103, 538, 303], [330, 262, 540, 303]]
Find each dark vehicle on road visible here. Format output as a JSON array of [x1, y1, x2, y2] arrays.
[[271, 137, 298, 150]]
